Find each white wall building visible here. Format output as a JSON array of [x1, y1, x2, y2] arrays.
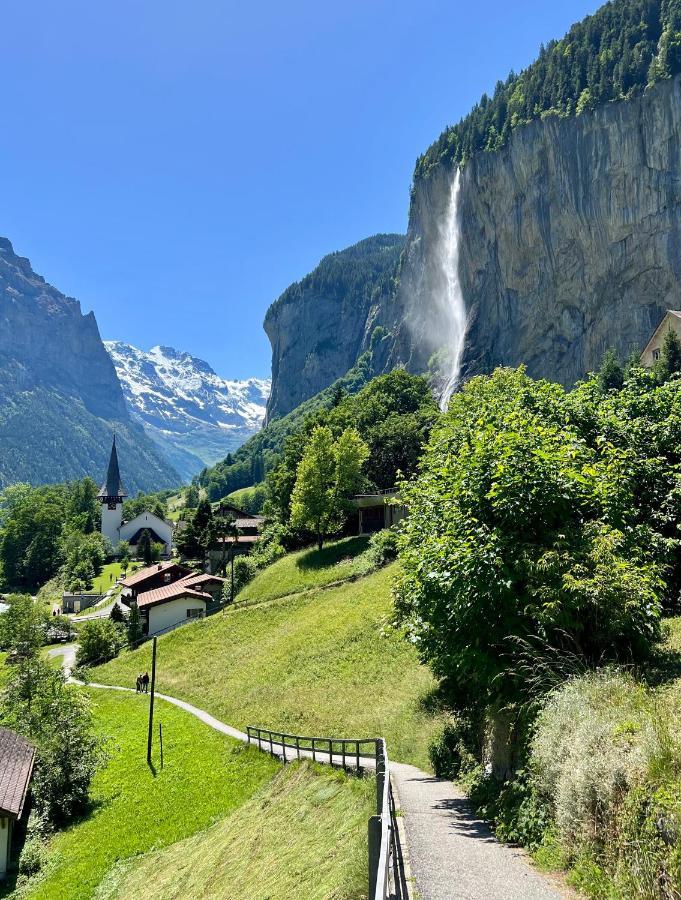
[[136, 582, 209, 636], [98, 437, 173, 555]]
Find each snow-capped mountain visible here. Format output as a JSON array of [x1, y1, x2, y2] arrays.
[[105, 341, 270, 482]]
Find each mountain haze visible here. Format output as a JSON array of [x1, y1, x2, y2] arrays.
[[106, 341, 270, 481]]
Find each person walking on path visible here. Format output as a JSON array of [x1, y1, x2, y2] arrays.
[[142, 672, 150, 693], [135, 675, 142, 693]]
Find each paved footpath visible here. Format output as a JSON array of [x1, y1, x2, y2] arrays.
[[391, 762, 566, 900], [70, 666, 567, 900]]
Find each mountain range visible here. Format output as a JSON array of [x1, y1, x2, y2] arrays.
[[0, 238, 179, 494], [105, 341, 269, 481]]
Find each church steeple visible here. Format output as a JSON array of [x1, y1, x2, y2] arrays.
[[98, 435, 127, 501]]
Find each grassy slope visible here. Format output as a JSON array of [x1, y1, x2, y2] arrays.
[[89, 562, 124, 595], [237, 536, 370, 603], [23, 690, 279, 900], [97, 762, 373, 900], [95, 564, 445, 769]]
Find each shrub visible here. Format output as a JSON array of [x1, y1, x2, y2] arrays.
[[229, 557, 257, 597], [18, 836, 46, 877], [429, 720, 476, 780], [367, 528, 398, 568], [76, 619, 126, 667], [530, 672, 676, 852]]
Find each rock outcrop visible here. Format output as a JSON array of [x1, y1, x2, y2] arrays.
[[0, 238, 179, 491], [392, 75, 681, 387], [264, 234, 404, 420]]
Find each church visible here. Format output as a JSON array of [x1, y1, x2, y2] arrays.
[[98, 436, 173, 556]]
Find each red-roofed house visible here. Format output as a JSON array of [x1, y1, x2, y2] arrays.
[[120, 561, 192, 603], [0, 727, 35, 879], [178, 572, 226, 603], [136, 581, 212, 636]]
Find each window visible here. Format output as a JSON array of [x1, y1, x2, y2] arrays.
[[163, 573, 172, 583], [186, 608, 204, 619], [653, 348, 661, 361]]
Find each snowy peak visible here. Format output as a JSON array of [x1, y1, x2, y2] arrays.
[[105, 341, 270, 481]]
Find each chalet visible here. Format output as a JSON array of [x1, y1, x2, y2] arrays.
[[351, 489, 407, 535], [177, 572, 226, 603], [641, 310, 681, 367], [136, 582, 211, 637], [120, 561, 192, 603], [0, 728, 35, 880], [207, 515, 264, 574]]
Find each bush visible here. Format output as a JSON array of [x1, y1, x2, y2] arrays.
[[366, 528, 399, 568], [76, 619, 126, 667], [224, 557, 256, 598], [429, 720, 476, 780], [18, 836, 46, 877]]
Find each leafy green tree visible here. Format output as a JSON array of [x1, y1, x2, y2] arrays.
[[598, 348, 624, 391], [290, 425, 368, 550], [396, 368, 662, 712], [654, 328, 681, 382], [138, 529, 154, 565], [185, 483, 199, 509], [76, 619, 126, 667], [0, 594, 46, 655], [127, 603, 143, 647], [109, 602, 125, 624], [1, 657, 105, 823]]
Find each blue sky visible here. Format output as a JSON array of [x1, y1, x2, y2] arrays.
[[0, 0, 599, 379]]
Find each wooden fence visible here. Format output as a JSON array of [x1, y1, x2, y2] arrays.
[[246, 726, 395, 900]]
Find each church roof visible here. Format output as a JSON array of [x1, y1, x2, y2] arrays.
[[98, 435, 127, 499]]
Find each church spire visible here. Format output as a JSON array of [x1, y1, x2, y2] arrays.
[[98, 434, 127, 499]]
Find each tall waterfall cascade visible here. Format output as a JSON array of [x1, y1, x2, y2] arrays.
[[437, 168, 467, 411]]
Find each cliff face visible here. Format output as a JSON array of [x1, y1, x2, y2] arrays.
[[393, 76, 681, 387], [0, 238, 180, 491], [264, 234, 404, 420]]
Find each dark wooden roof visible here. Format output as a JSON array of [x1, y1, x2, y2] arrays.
[[0, 727, 35, 819], [121, 561, 189, 589], [98, 435, 127, 498]]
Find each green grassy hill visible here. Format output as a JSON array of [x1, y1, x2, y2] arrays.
[[95, 563, 446, 769], [96, 762, 372, 900], [236, 536, 371, 603], [23, 690, 279, 900], [21, 690, 372, 900]]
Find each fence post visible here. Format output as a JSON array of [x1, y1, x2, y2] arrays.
[[329, 739, 333, 767], [342, 741, 346, 770], [312, 738, 316, 762], [376, 741, 385, 815], [356, 741, 360, 771], [368, 814, 382, 899], [269, 731, 274, 758], [282, 733, 287, 764], [296, 736, 300, 760]]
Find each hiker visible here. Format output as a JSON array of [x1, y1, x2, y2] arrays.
[[135, 675, 142, 693], [142, 672, 150, 693]]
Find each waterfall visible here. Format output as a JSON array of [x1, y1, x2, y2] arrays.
[[437, 168, 467, 411]]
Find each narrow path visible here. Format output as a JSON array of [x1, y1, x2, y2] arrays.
[[391, 762, 566, 900], [76, 674, 567, 899]]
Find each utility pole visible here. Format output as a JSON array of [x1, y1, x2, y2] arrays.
[[147, 636, 157, 765], [230, 543, 235, 604]]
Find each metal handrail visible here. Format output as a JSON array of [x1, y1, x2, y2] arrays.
[[246, 726, 394, 899]]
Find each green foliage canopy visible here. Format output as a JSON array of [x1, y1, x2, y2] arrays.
[[396, 368, 664, 710]]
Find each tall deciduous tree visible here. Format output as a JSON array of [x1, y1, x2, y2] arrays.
[[290, 426, 368, 550]]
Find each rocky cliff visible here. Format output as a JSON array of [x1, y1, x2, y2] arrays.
[[264, 234, 404, 420], [391, 75, 681, 388], [0, 238, 179, 491]]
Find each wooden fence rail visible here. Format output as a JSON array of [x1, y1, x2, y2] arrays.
[[246, 726, 395, 900]]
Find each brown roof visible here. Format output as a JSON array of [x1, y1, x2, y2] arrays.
[[0, 727, 35, 819], [121, 561, 186, 589], [179, 573, 225, 587], [136, 582, 211, 609], [234, 517, 264, 529]]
